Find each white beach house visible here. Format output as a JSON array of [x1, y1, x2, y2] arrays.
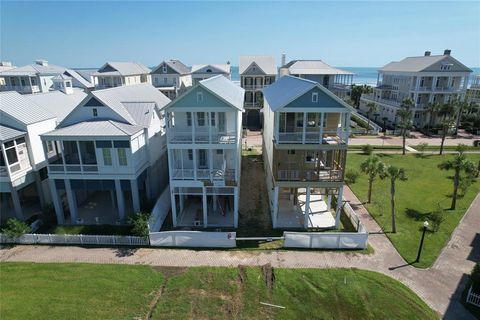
[[40, 83, 170, 225], [151, 60, 192, 100], [191, 64, 231, 85], [262, 76, 351, 229], [239, 56, 276, 128], [92, 62, 152, 89], [360, 50, 472, 128], [165, 75, 243, 228]]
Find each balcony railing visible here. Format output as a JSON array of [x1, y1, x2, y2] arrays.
[[48, 164, 99, 174], [362, 94, 402, 107], [3, 85, 40, 93], [276, 130, 345, 144], [276, 169, 343, 182], [0, 167, 8, 177], [172, 168, 235, 181], [243, 84, 264, 90], [168, 131, 237, 144]]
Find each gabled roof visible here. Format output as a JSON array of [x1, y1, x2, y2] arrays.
[[263, 75, 352, 112], [199, 75, 244, 111], [239, 56, 276, 75], [0, 91, 56, 125], [191, 64, 231, 74], [64, 69, 94, 88], [151, 60, 190, 75], [122, 102, 157, 128], [42, 120, 144, 138], [25, 89, 87, 123], [379, 54, 473, 72], [95, 62, 151, 76], [282, 60, 353, 75], [0, 124, 26, 142], [52, 74, 72, 81]]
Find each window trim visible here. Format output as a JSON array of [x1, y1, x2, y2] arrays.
[[312, 92, 319, 103]]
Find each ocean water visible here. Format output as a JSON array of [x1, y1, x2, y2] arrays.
[[230, 66, 480, 86]]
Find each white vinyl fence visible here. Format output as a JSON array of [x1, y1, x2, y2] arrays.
[[150, 231, 236, 248], [343, 201, 367, 233], [0, 233, 149, 246], [467, 286, 480, 307], [148, 185, 171, 232], [283, 232, 368, 249]]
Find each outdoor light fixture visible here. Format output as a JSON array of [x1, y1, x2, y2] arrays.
[[415, 220, 429, 263]]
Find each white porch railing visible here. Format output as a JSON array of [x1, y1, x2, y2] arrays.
[[0, 233, 149, 246], [276, 131, 345, 144], [277, 169, 343, 182], [467, 286, 480, 307], [168, 131, 237, 144], [48, 164, 99, 174]]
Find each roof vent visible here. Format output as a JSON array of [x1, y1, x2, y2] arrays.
[[35, 59, 48, 66], [444, 49, 451, 55], [424, 51, 431, 56]]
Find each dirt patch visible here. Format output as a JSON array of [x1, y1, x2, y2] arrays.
[[262, 263, 275, 292], [151, 266, 188, 278]]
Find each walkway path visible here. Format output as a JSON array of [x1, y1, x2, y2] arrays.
[[1, 189, 478, 319]]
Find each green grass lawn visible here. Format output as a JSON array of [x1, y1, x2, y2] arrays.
[[0, 263, 438, 319], [347, 153, 480, 268]]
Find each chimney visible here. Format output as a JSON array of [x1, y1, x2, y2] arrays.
[[424, 51, 431, 56], [281, 53, 286, 66], [444, 49, 451, 55], [35, 59, 48, 66]]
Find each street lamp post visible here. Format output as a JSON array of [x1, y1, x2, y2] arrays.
[[415, 220, 429, 263]]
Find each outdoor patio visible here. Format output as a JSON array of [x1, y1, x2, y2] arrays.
[[177, 196, 234, 228]]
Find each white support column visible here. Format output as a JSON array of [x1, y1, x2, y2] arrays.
[[64, 179, 78, 224], [115, 180, 125, 221], [345, 113, 351, 144], [272, 187, 279, 228], [171, 190, 177, 227], [304, 186, 311, 229], [415, 77, 421, 90], [327, 194, 332, 211], [131, 179, 141, 213], [202, 187, 208, 228], [208, 112, 212, 144], [34, 171, 46, 207], [432, 76, 438, 91], [234, 187, 239, 228], [319, 112, 324, 143], [193, 148, 198, 180], [335, 186, 344, 229], [48, 179, 64, 224], [209, 149, 213, 181], [302, 112, 307, 144], [179, 194, 184, 213], [191, 112, 196, 144], [10, 187, 23, 220]]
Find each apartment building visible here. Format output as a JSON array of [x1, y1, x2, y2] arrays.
[[151, 60, 192, 99], [40, 83, 170, 225], [360, 50, 472, 128], [93, 62, 152, 89], [467, 75, 480, 104], [165, 75, 243, 228], [191, 64, 231, 85], [262, 76, 351, 229], [239, 56, 276, 128]]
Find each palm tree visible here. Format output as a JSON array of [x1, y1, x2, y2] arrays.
[[366, 102, 378, 134], [397, 98, 414, 155], [438, 154, 477, 210], [453, 99, 469, 138], [360, 155, 386, 203], [382, 166, 407, 233], [425, 102, 441, 135]]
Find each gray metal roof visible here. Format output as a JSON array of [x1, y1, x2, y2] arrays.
[[263, 75, 316, 111], [379, 54, 473, 72], [122, 102, 156, 128], [199, 75, 244, 111], [191, 64, 231, 74], [152, 60, 190, 75], [42, 120, 143, 138], [0, 124, 26, 142], [239, 56, 276, 75], [0, 91, 56, 125], [25, 89, 87, 123], [283, 60, 353, 75], [64, 69, 94, 88], [95, 62, 151, 76]]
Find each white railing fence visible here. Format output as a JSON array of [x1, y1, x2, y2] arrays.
[[0, 233, 149, 246], [148, 185, 171, 232], [467, 286, 480, 307], [149, 231, 236, 248], [283, 232, 368, 249], [343, 201, 366, 233]]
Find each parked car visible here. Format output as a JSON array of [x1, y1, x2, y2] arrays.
[[25, 214, 43, 233]]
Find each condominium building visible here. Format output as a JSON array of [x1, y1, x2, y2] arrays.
[[262, 76, 351, 229], [151, 60, 192, 100], [467, 75, 480, 104], [279, 58, 354, 98], [360, 50, 472, 128], [191, 64, 231, 85], [40, 83, 170, 225], [239, 56, 276, 128], [92, 62, 152, 89], [165, 75, 243, 228], [0, 59, 93, 94]]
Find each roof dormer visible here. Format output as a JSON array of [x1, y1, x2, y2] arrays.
[[52, 74, 73, 94]]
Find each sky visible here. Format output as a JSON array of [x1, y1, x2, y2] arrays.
[[1, 1, 479, 68]]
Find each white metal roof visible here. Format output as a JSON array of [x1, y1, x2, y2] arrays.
[[0, 124, 26, 142], [25, 89, 87, 123], [0, 91, 56, 125], [239, 56, 276, 75], [379, 54, 473, 72], [122, 102, 156, 128], [284, 60, 353, 75], [95, 62, 151, 76], [42, 120, 143, 138], [191, 64, 231, 74], [199, 75, 244, 111]]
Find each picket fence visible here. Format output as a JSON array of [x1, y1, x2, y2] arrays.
[[0, 233, 149, 246]]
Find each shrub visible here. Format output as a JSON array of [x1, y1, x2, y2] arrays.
[[429, 206, 445, 232], [345, 170, 360, 184], [361, 144, 373, 155], [1, 218, 31, 238], [129, 212, 151, 238], [456, 143, 467, 154], [416, 143, 428, 155]]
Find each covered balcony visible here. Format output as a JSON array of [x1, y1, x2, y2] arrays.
[[2, 76, 40, 93]]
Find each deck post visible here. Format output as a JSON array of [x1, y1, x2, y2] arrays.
[[304, 186, 311, 229], [202, 187, 208, 228], [335, 186, 344, 229], [272, 187, 279, 228], [171, 189, 177, 227], [48, 179, 64, 224], [10, 187, 23, 220], [64, 179, 78, 224], [234, 187, 239, 228], [131, 179, 141, 213], [327, 194, 332, 211], [115, 180, 125, 222]]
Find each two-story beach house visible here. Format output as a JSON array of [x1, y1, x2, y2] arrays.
[[360, 50, 472, 128], [239, 56, 276, 128], [151, 60, 192, 100], [0, 60, 93, 94], [191, 64, 231, 85], [165, 75, 243, 229], [279, 59, 354, 98], [40, 83, 170, 225], [467, 75, 480, 105], [262, 76, 351, 229], [92, 62, 152, 89]]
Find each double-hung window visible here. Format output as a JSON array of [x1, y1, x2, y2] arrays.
[[117, 148, 127, 166], [197, 112, 205, 126]]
